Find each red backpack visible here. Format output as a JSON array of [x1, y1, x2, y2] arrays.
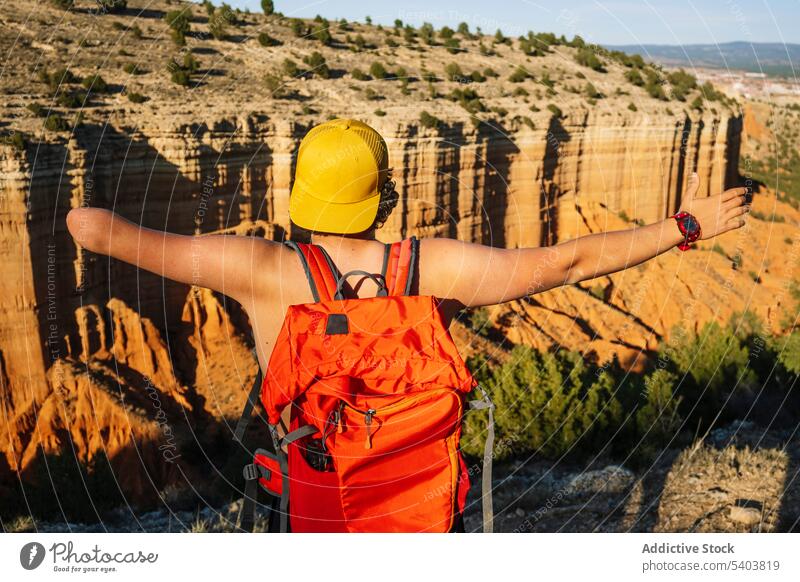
[[235, 237, 494, 532]]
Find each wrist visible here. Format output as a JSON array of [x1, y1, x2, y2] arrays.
[[663, 218, 686, 247], [670, 211, 702, 250]]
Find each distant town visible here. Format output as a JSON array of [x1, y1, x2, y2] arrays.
[[675, 67, 799, 102]]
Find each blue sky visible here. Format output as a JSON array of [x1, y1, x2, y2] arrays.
[[223, 0, 800, 45]]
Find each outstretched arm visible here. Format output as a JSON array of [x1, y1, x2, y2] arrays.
[[66, 207, 274, 304], [423, 174, 749, 308]]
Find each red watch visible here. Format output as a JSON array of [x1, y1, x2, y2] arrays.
[[671, 212, 702, 251]]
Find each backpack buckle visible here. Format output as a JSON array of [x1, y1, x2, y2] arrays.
[[242, 463, 259, 481]]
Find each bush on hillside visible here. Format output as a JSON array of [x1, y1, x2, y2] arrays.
[[419, 111, 440, 129], [164, 10, 190, 46]]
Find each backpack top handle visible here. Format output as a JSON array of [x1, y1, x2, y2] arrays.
[[334, 270, 388, 300]]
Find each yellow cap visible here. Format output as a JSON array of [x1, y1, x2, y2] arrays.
[[289, 119, 389, 234]]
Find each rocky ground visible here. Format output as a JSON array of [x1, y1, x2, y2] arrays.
[[5, 420, 797, 533]]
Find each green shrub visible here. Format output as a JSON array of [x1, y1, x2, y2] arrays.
[[584, 82, 599, 99], [352, 34, 368, 51], [634, 369, 683, 456], [0, 131, 25, 151], [258, 32, 280, 46], [81, 74, 109, 93], [39, 67, 79, 90], [625, 68, 644, 87], [351, 68, 369, 81], [167, 54, 198, 87], [170, 67, 190, 86], [26, 103, 47, 117], [282, 59, 299, 77], [775, 331, 800, 376], [575, 48, 604, 72], [508, 65, 529, 83], [44, 113, 70, 132], [290, 18, 307, 38], [364, 88, 381, 101], [165, 10, 190, 47], [51, 0, 74, 8], [373, 109, 386, 117], [519, 36, 545, 57], [444, 62, 463, 82], [462, 347, 624, 460], [183, 53, 199, 74], [96, 0, 127, 12], [303, 51, 330, 79], [443, 38, 461, 54], [646, 79, 667, 100], [261, 0, 274, 15], [700, 81, 726, 102], [56, 90, 86, 108], [123, 63, 144, 75], [419, 111, 440, 129], [131, 24, 143, 39], [369, 61, 388, 80], [667, 69, 697, 101], [483, 67, 498, 78], [208, 8, 231, 41], [264, 72, 285, 96], [126, 92, 147, 103], [448, 87, 485, 114], [547, 103, 563, 118], [628, 102, 637, 112], [312, 19, 332, 45], [419, 22, 435, 45]]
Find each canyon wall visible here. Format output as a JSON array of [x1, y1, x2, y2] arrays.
[[0, 108, 744, 507]]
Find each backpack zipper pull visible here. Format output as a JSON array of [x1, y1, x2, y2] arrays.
[[364, 409, 376, 449], [336, 403, 345, 433]]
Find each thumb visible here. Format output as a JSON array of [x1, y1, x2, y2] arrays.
[[685, 172, 700, 200]]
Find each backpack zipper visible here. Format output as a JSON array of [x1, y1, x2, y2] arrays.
[[340, 389, 457, 450]]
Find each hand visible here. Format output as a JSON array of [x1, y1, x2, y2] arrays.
[[678, 172, 750, 240]]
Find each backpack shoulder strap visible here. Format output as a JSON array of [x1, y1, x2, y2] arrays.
[[382, 236, 419, 296], [284, 241, 339, 302]]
